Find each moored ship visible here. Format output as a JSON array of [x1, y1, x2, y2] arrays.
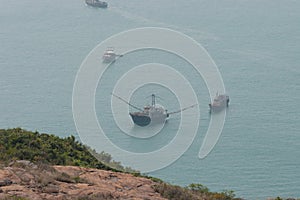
[[85, 0, 108, 8], [112, 93, 197, 127], [209, 93, 229, 112], [129, 94, 168, 127]]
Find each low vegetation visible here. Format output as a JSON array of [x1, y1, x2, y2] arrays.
[[0, 128, 136, 173], [153, 183, 242, 200]]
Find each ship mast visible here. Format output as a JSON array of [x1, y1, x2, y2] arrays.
[[151, 94, 156, 106]]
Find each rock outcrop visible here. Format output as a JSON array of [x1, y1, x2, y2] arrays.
[[0, 161, 165, 200]]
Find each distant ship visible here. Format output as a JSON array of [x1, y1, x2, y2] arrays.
[[102, 47, 123, 63], [209, 93, 229, 112], [112, 93, 197, 127], [85, 0, 108, 8]]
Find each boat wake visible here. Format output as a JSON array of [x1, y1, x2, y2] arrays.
[[109, 5, 219, 41]]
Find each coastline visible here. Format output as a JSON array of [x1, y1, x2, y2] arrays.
[[0, 128, 298, 200]]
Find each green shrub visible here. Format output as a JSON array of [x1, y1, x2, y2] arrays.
[[0, 128, 112, 170]]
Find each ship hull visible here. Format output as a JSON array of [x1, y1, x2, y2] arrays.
[[129, 113, 151, 127], [102, 56, 116, 63], [209, 104, 226, 112]]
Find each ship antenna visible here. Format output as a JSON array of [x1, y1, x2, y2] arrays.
[[152, 94, 155, 106], [111, 93, 144, 112], [167, 103, 198, 115]]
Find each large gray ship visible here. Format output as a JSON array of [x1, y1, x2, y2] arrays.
[[112, 93, 197, 127], [129, 94, 169, 126]]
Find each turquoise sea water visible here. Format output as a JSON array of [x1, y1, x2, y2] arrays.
[[1, 0, 300, 199]]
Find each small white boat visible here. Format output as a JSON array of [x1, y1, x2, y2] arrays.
[[102, 47, 117, 63]]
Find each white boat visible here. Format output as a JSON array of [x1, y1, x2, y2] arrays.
[[209, 93, 229, 112], [102, 47, 117, 63]]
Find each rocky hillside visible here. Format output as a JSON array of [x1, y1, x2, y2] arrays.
[[1, 128, 296, 200], [0, 160, 165, 200], [0, 129, 242, 200]]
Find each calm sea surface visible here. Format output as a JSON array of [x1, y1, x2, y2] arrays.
[[1, 0, 299, 199]]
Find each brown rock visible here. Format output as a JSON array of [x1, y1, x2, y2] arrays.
[[0, 164, 166, 200], [42, 184, 60, 193]]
